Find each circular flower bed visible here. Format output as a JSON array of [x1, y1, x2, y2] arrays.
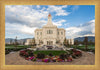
[[19, 49, 82, 63]]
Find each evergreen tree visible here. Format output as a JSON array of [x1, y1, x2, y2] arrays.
[[63, 38, 67, 46], [74, 40, 78, 49], [84, 37, 88, 51], [15, 36, 18, 49]]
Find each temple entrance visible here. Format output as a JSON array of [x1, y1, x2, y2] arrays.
[[47, 41, 53, 46]]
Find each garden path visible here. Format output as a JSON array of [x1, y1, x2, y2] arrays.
[[5, 51, 95, 65]]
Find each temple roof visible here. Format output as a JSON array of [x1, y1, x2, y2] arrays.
[[43, 14, 57, 28], [48, 13, 51, 17]]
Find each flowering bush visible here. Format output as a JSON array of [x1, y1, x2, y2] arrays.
[[29, 56, 35, 60], [57, 58, 63, 62], [42, 58, 50, 62], [20, 50, 27, 56], [67, 57, 72, 62], [19, 49, 82, 62], [71, 49, 82, 58], [36, 53, 45, 59]]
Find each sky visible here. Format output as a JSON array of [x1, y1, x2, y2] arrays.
[[5, 5, 95, 39]]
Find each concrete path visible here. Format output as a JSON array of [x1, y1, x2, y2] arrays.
[[5, 51, 95, 65]]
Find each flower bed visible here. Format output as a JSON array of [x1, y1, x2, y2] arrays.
[[19, 49, 82, 62]]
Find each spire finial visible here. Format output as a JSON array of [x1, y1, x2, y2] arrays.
[[48, 13, 51, 17]]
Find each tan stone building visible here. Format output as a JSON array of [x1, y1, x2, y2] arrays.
[[35, 14, 66, 46], [25, 39, 35, 45]]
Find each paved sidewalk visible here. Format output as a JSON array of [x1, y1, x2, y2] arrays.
[[5, 51, 95, 65]]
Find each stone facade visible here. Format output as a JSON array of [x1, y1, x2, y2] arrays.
[[67, 39, 74, 45], [25, 39, 35, 45], [34, 14, 74, 46]]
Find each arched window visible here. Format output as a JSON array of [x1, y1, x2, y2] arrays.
[[41, 32, 42, 35], [47, 31, 48, 34], [37, 32, 38, 35], [47, 30, 53, 34], [49, 30, 50, 34], [61, 32, 63, 35], [58, 32, 59, 35]]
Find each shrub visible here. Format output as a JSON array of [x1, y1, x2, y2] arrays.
[[72, 54, 77, 59], [67, 57, 72, 62], [27, 50, 34, 57], [5, 49, 11, 54], [74, 51, 82, 57], [32, 58, 37, 61], [37, 53, 45, 59], [19, 50, 29, 57], [59, 53, 65, 60], [49, 53, 53, 57], [64, 53, 70, 59], [71, 49, 82, 57]]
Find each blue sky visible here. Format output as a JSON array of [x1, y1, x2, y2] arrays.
[[5, 5, 95, 39]]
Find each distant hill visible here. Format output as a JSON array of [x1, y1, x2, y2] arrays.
[[74, 36, 95, 42], [5, 36, 95, 44], [5, 38, 33, 44]]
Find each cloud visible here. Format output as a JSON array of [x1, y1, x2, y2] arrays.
[[5, 5, 69, 28], [53, 20, 66, 27], [47, 5, 69, 16], [5, 5, 49, 28], [5, 22, 37, 37], [66, 19, 95, 38], [72, 5, 79, 11], [36, 5, 41, 8], [5, 5, 69, 38], [20, 25, 37, 35], [5, 5, 94, 39]]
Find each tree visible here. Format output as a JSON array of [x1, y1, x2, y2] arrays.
[[63, 38, 66, 45], [66, 40, 70, 47], [23, 40, 26, 45], [84, 37, 88, 51], [10, 39, 12, 45], [88, 40, 94, 45], [15, 36, 18, 49], [74, 40, 79, 49], [29, 38, 36, 46], [69, 40, 72, 47], [32, 38, 35, 46]]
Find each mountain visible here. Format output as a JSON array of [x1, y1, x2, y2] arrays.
[[5, 38, 32, 44], [5, 36, 95, 44], [74, 36, 95, 42]]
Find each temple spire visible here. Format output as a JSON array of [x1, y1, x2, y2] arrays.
[[47, 13, 53, 25]]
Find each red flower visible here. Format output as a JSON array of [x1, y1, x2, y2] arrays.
[[25, 57, 29, 60], [67, 57, 72, 62], [75, 51, 82, 56]]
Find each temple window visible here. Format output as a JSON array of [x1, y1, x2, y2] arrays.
[[58, 32, 59, 35], [61, 32, 63, 35], [37, 32, 38, 35], [41, 32, 42, 35], [47, 30, 53, 34]]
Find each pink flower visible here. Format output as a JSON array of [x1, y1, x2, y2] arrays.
[[44, 59, 48, 62], [29, 56, 35, 60]]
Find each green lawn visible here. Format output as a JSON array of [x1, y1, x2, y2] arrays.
[[71, 45, 95, 50], [5, 45, 29, 48], [33, 50, 67, 56]]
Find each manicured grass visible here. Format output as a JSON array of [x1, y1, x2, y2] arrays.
[[5, 45, 29, 48], [5, 45, 30, 54], [71, 45, 95, 50], [70, 45, 95, 53], [33, 50, 67, 56]]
